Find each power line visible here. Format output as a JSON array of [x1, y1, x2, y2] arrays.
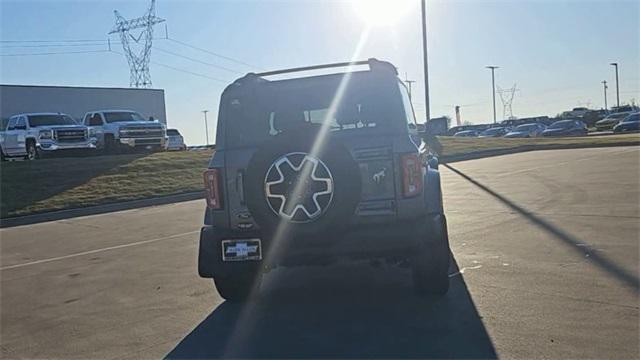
[[0, 49, 110, 57], [166, 37, 262, 70], [0, 39, 108, 43], [109, 50, 228, 84], [1, 43, 109, 48], [153, 46, 243, 74]]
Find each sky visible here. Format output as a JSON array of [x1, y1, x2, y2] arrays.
[[1, 0, 639, 145]]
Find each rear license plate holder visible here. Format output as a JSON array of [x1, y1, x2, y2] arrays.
[[221, 239, 262, 262]]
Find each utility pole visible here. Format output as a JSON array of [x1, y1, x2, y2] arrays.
[[610, 62, 620, 108], [421, 0, 430, 122], [202, 110, 210, 145], [486, 66, 499, 124], [405, 72, 416, 100], [602, 80, 608, 110]]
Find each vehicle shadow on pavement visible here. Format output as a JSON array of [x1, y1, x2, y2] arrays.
[[166, 257, 497, 359], [443, 163, 640, 293]]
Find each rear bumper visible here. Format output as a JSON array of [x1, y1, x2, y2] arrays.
[[198, 215, 443, 278]]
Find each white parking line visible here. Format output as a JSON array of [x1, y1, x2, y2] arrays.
[[0, 230, 199, 271]]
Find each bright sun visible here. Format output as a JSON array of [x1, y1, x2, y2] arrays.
[[352, 0, 413, 26]]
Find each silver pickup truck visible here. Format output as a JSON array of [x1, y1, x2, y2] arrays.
[[0, 113, 96, 160], [82, 110, 166, 152]]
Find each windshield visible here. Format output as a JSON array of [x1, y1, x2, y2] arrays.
[[606, 113, 629, 120], [27, 115, 76, 127], [480, 127, 504, 135], [549, 120, 574, 129], [226, 73, 400, 147], [103, 112, 145, 123], [514, 124, 537, 131], [624, 114, 640, 122]]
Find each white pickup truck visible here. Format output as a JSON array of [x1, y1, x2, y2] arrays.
[[82, 110, 166, 152], [0, 112, 96, 160]]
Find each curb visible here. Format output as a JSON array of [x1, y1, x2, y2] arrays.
[[0, 191, 204, 229]]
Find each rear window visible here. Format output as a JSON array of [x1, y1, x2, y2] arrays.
[[28, 115, 76, 127], [225, 73, 401, 147], [167, 129, 180, 136]]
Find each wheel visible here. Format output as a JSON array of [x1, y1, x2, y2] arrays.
[[25, 141, 39, 160], [213, 271, 263, 302], [411, 215, 451, 296], [104, 135, 118, 154]]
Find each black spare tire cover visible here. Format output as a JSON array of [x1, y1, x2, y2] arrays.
[[244, 129, 361, 236]]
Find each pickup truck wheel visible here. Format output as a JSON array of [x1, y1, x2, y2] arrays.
[[25, 141, 39, 160], [411, 215, 450, 296], [104, 135, 117, 154], [213, 272, 262, 302]]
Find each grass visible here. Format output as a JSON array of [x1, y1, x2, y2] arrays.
[[438, 133, 640, 157], [0, 150, 213, 218], [1, 134, 638, 218]]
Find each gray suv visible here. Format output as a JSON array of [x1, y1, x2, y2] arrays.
[[198, 59, 450, 301]]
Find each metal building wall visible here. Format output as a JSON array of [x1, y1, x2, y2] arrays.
[[0, 85, 167, 124]]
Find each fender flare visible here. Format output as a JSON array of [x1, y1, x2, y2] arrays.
[[424, 167, 444, 215]]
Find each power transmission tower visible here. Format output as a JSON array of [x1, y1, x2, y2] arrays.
[[497, 84, 519, 120], [109, 0, 165, 88]]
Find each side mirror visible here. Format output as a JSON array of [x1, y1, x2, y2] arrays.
[[417, 123, 426, 136]]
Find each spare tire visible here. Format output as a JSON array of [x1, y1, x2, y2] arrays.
[[244, 128, 361, 237]]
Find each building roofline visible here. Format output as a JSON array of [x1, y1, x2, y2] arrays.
[[0, 84, 164, 92]]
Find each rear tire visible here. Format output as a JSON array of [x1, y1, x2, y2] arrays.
[[411, 215, 450, 296], [25, 140, 39, 160], [214, 271, 263, 302]]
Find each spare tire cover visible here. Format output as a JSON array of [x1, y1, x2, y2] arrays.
[[244, 129, 361, 236]]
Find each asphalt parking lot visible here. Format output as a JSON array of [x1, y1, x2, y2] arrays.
[[1, 146, 638, 359]]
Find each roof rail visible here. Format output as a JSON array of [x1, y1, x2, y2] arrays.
[[253, 58, 397, 77]]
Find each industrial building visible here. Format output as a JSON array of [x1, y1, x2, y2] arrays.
[[0, 84, 167, 126]]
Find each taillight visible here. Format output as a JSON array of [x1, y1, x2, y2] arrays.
[[204, 169, 222, 209], [402, 153, 423, 198]]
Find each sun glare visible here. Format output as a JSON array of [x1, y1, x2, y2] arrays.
[[352, 0, 412, 26]]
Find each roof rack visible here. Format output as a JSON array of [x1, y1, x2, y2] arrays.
[[253, 58, 397, 77]]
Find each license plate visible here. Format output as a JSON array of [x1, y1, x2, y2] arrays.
[[221, 239, 262, 262]]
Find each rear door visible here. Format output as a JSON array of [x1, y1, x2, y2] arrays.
[[15, 116, 28, 151]]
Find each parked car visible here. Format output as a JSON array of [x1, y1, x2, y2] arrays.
[[541, 119, 588, 137], [0, 113, 96, 160], [595, 111, 633, 131], [582, 109, 609, 127], [198, 58, 451, 301], [501, 116, 550, 128], [446, 124, 491, 136], [478, 127, 509, 138], [165, 128, 186, 151], [453, 130, 480, 137], [504, 123, 546, 138], [613, 113, 640, 133], [83, 110, 166, 153]]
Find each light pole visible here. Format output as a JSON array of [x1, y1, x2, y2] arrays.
[[601, 80, 608, 111], [610, 62, 619, 108], [486, 66, 499, 123], [202, 110, 210, 145], [421, 0, 430, 122]]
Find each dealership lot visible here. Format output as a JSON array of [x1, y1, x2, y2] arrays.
[[1, 146, 638, 359]]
